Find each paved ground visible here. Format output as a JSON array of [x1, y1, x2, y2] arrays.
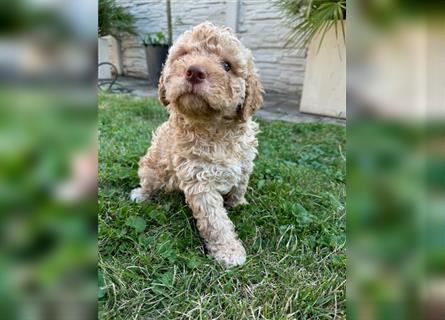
[[108, 76, 345, 125]]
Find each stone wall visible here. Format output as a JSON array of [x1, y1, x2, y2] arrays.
[[116, 0, 304, 96]]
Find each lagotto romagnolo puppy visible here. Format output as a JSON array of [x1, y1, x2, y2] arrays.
[[130, 22, 263, 267]]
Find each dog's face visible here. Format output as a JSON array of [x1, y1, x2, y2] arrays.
[[158, 22, 263, 121]]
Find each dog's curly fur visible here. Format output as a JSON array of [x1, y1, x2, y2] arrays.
[[131, 22, 263, 267]]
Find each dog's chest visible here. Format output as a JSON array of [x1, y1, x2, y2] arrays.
[[173, 129, 257, 194], [206, 144, 245, 194]]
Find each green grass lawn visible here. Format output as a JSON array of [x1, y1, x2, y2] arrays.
[[98, 93, 346, 319]]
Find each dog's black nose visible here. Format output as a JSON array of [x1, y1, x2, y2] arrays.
[[186, 65, 206, 84]]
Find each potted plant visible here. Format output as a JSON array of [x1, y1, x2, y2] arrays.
[[98, 0, 136, 78], [141, 0, 172, 87], [141, 32, 170, 86], [275, 0, 346, 118]]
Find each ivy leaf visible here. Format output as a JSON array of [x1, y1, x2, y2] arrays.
[[257, 179, 266, 189], [186, 255, 202, 269], [126, 216, 146, 233]]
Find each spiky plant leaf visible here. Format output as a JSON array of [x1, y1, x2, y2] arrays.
[[275, 0, 346, 50]]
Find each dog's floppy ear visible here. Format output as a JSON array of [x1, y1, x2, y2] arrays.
[[240, 54, 263, 121], [157, 70, 169, 106]]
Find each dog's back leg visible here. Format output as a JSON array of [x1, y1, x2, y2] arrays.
[[130, 154, 166, 202], [224, 164, 253, 208]]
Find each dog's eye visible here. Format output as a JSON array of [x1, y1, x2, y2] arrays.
[[222, 61, 231, 72]]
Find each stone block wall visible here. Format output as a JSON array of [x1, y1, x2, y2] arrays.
[[116, 0, 304, 96]]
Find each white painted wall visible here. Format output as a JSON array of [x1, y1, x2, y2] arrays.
[[115, 0, 304, 96], [98, 37, 111, 79], [237, 0, 306, 95]]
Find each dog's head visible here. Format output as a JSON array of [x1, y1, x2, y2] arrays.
[[158, 22, 263, 121]]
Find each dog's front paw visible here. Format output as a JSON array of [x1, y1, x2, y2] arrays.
[[130, 187, 150, 203], [212, 241, 246, 268]]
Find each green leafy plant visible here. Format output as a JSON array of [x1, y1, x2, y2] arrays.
[[275, 0, 346, 49], [141, 31, 168, 46], [98, 0, 136, 38]]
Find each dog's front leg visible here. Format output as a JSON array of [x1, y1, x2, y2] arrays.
[[185, 188, 246, 268]]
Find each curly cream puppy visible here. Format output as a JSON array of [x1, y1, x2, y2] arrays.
[[131, 22, 263, 267]]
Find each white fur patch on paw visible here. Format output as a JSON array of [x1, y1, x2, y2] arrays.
[[236, 197, 249, 206], [130, 188, 149, 203], [213, 243, 247, 268], [225, 197, 249, 208], [223, 253, 246, 268]]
